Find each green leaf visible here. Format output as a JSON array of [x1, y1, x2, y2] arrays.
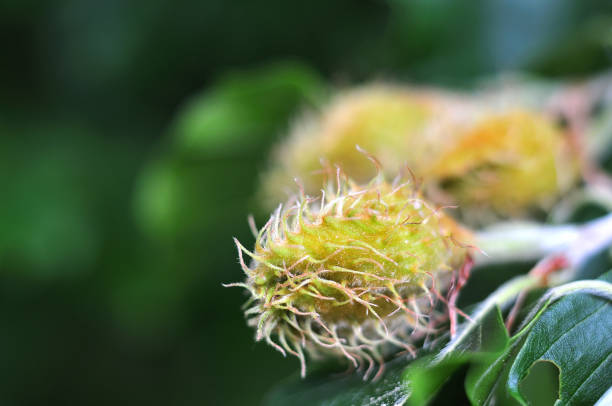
[[465, 271, 612, 406], [507, 272, 612, 405], [465, 334, 523, 406], [462, 309, 514, 405], [403, 356, 464, 406]]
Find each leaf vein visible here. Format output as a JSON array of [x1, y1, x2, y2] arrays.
[[564, 337, 612, 404], [528, 302, 607, 364]]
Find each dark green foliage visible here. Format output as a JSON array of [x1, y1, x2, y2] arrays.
[[507, 272, 612, 405]]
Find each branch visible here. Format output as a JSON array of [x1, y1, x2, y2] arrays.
[[474, 212, 612, 270]]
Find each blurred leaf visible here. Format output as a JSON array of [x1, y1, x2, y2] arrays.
[[170, 61, 325, 157], [531, 14, 612, 77], [135, 62, 325, 242], [0, 123, 140, 277], [465, 327, 520, 405], [134, 155, 253, 240], [415, 307, 508, 406], [403, 304, 510, 405], [0, 135, 93, 275], [402, 357, 464, 406]]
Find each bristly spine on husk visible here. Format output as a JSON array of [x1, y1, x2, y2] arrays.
[[227, 165, 472, 380]]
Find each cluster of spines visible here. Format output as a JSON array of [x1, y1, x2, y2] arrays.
[[227, 168, 469, 379]]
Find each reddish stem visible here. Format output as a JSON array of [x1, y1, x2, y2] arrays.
[[448, 254, 474, 338]]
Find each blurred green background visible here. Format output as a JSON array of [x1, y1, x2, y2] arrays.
[[1, 1, 611, 405]]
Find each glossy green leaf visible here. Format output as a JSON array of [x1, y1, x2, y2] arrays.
[[466, 271, 612, 406], [507, 271, 612, 405]]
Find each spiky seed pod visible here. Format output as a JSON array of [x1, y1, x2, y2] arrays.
[[229, 172, 471, 379], [258, 85, 474, 209], [426, 110, 580, 218]]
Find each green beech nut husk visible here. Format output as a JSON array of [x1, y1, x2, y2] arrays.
[[228, 172, 471, 379]]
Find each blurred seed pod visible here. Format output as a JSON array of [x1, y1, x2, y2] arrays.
[[228, 172, 472, 379], [258, 85, 476, 210], [258, 84, 582, 224], [425, 110, 580, 220]]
